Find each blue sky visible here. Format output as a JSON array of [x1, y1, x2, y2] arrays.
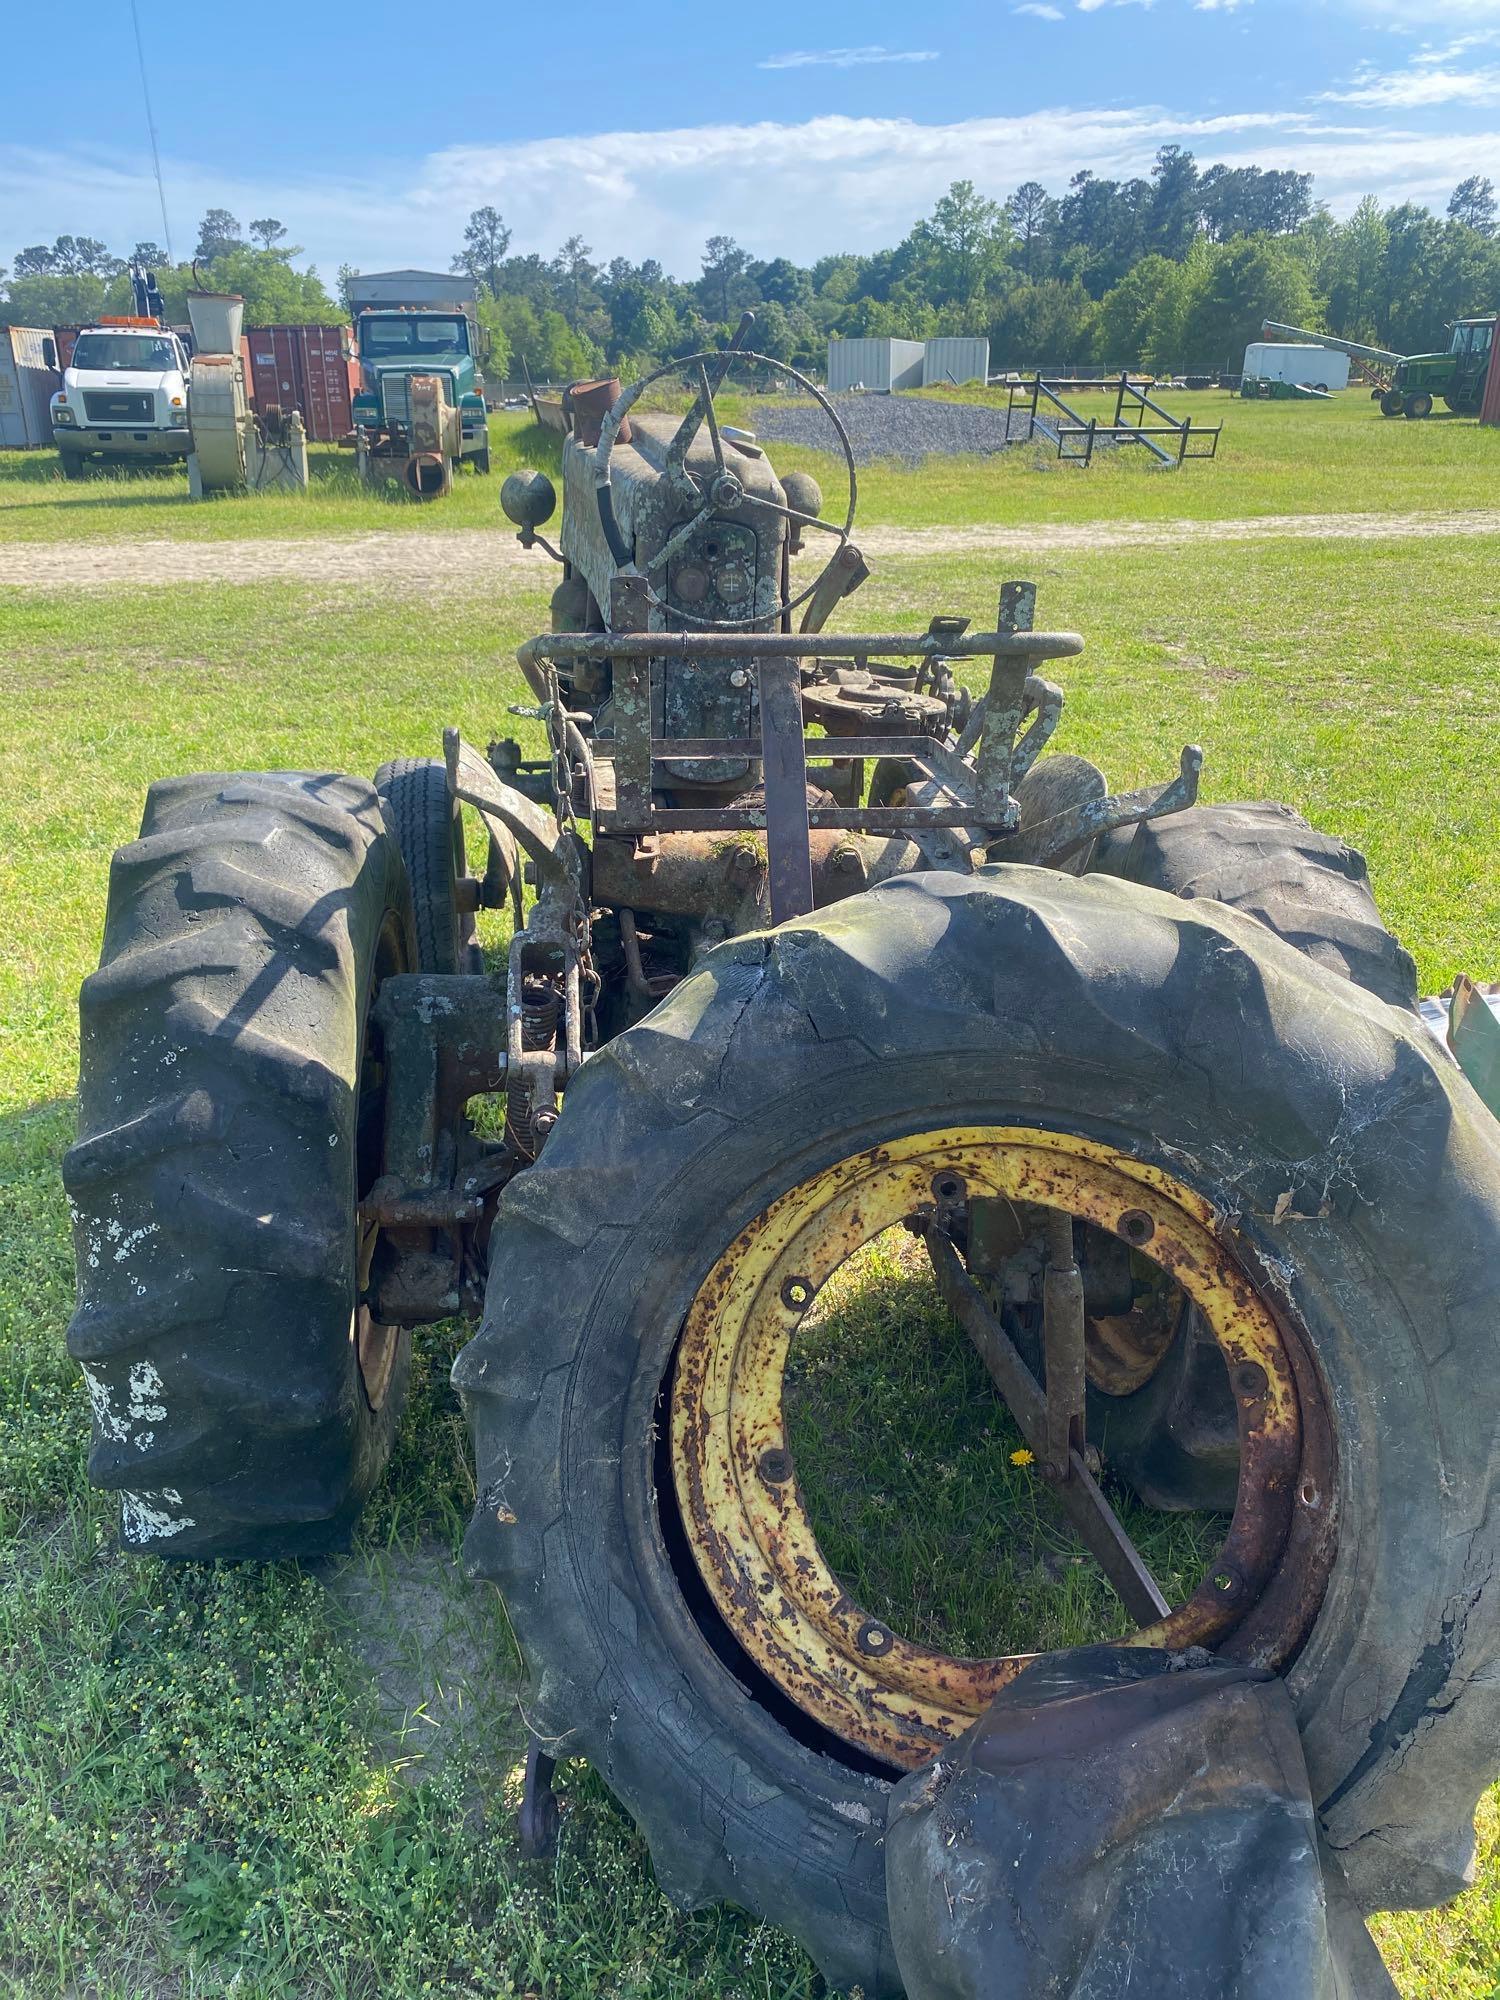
[[2, 0, 1496, 279]]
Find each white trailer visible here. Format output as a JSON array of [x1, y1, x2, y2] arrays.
[[1242, 342, 1351, 392]]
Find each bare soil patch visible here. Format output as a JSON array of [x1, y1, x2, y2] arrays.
[[2, 509, 1496, 593]]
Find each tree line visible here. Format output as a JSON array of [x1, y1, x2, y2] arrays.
[[3, 160, 1496, 379]]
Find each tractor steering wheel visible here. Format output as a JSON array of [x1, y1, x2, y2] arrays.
[[593, 326, 858, 630]]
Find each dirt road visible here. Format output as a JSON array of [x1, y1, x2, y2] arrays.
[[3, 509, 1496, 593]]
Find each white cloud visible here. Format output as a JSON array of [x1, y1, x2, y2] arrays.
[[1358, 0, 1500, 13], [1413, 28, 1500, 59], [1014, 4, 1065, 17], [3, 103, 1494, 282], [1321, 63, 1500, 107], [758, 47, 939, 70]]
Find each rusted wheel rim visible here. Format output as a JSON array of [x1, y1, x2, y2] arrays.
[[669, 1125, 1334, 1769]]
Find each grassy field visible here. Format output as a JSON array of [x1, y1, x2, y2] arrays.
[[2, 388, 1498, 545], [2, 404, 1499, 1997]]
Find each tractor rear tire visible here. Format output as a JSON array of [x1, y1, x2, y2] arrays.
[[1091, 799, 1416, 1012], [1088, 801, 1417, 1511], [457, 869, 1500, 1990], [375, 756, 479, 974], [65, 772, 416, 1559]]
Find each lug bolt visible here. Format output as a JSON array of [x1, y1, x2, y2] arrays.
[[1233, 1362, 1268, 1399], [856, 1620, 895, 1658], [1118, 1208, 1155, 1246], [758, 1447, 793, 1486]]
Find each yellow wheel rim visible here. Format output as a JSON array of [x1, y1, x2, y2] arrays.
[[670, 1125, 1323, 1768]]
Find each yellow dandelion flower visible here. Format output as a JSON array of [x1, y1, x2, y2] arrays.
[[1009, 1448, 1035, 1467]]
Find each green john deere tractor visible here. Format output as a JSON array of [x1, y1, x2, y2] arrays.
[[1262, 315, 1496, 419], [1379, 317, 1496, 420]]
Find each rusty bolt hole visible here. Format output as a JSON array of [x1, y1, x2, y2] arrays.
[[1211, 1569, 1239, 1595], [931, 1173, 967, 1206], [780, 1276, 815, 1312], [1117, 1208, 1155, 1246], [1300, 1479, 1321, 1509], [1233, 1362, 1268, 1398], [758, 1447, 794, 1486], [856, 1620, 895, 1658]]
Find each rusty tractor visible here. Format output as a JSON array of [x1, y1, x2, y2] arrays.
[[66, 323, 1500, 1993]]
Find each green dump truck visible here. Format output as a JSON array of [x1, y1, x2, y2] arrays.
[[348, 271, 490, 497], [1262, 316, 1497, 420]]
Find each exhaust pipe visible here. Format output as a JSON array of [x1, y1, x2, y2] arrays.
[[403, 451, 452, 501]]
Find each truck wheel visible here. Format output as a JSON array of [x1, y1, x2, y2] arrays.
[[1404, 392, 1434, 420], [65, 772, 417, 1559], [1380, 392, 1404, 417], [375, 757, 479, 974], [60, 452, 88, 479], [457, 869, 1500, 1987], [473, 447, 492, 475]]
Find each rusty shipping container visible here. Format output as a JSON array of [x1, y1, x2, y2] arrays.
[[243, 325, 359, 442]]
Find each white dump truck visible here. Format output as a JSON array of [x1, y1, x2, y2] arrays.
[[49, 316, 192, 476]]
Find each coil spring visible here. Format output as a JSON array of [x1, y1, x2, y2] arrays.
[[521, 977, 560, 1052]]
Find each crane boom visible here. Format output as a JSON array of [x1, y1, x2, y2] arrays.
[[1261, 322, 1405, 368]]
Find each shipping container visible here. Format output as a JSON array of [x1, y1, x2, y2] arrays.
[[826, 337, 926, 394], [243, 325, 360, 441], [921, 337, 990, 388], [0, 326, 61, 447]]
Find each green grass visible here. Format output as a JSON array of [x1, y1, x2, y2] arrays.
[[4, 390, 1498, 545], [2, 419, 1499, 1996], [0, 418, 549, 545], [776, 386, 1500, 528]]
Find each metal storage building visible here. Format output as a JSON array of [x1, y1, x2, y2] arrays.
[[826, 338, 926, 393], [921, 337, 990, 387], [0, 327, 61, 447]]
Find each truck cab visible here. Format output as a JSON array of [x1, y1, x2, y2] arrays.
[[51, 318, 192, 476], [349, 310, 490, 492]]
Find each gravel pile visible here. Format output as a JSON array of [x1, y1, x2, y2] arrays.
[[754, 394, 1033, 467]]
